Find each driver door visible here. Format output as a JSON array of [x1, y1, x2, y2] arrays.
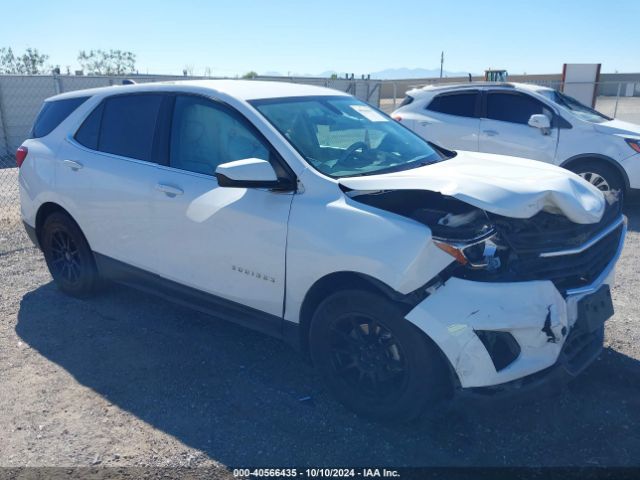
[[151, 95, 294, 317], [479, 91, 559, 163]]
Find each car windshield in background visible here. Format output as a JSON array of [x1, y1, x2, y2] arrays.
[[251, 96, 444, 178], [541, 90, 611, 123]]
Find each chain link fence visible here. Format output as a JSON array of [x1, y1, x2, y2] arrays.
[[0, 74, 381, 214], [1, 74, 640, 215]]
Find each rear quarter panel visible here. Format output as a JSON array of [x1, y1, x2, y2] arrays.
[[19, 138, 60, 227]]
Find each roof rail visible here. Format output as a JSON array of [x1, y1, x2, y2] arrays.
[[417, 81, 516, 91]]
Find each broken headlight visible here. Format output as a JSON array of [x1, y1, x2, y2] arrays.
[[430, 207, 503, 271], [434, 231, 502, 271]]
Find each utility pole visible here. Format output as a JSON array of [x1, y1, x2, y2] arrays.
[[440, 51, 444, 79]]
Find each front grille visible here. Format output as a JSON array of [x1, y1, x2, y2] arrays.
[[490, 196, 622, 255], [507, 223, 623, 292], [451, 197, 624, 292]]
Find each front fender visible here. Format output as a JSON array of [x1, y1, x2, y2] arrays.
[[283, 181, 453, 323]]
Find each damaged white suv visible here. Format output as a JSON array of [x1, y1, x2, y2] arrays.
[[19, 81, 625, 420]]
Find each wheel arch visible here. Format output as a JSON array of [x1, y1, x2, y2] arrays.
[[298, 271, 460, 399], [297, 271, 423, 356], [35, 202, 78, 245], [561, 154, 630, 192]]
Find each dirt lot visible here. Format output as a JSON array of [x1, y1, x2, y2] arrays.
[[1, 167, 639, 469]]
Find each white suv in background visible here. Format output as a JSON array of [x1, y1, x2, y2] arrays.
[[18, 81, 625, 421], [392, 82, 640, 194]]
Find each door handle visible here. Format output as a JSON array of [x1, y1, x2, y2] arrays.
[[483, 130, 499, 137], [63, 159, 83, 170], [155, 183, 184, 197]]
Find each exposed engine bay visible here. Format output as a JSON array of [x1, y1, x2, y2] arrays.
[[345, 188, 624, 294]]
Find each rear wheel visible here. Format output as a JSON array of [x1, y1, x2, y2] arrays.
[[41, 212, 100, 297], [309, 290, 450, 421]]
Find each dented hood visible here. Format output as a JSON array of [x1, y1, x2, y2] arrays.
[[339, 151, 605, 224]]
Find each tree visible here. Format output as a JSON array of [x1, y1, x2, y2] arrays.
[[183, 64, 194, 76], [20, 48, 49, 74], [0, 47, 16, 73], [242, 71, 258, 79], [77, 49, 136, 75], [0, 47, 49, 74]]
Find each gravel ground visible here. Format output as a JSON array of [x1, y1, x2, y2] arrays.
[[0, 167, 639, 469]]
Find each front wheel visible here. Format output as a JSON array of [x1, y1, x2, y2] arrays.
[[309, 290, 450, 421], [41, 212, 100, 297], [569, 161, 624, 194]]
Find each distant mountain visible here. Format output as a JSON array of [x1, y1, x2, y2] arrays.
[[259, 68, 475, 80]]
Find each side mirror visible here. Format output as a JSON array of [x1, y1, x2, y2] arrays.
[[528, 114, 551, 130], [215, 158, 289, 189]]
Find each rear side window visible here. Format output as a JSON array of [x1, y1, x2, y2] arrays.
[[427, 92, 478, 118], [399, 95, 414, 107], [79, 94, 163, 161], [486, 92, 550, 125], [74, 102, 104, 150], [32, 97, 89, 138]]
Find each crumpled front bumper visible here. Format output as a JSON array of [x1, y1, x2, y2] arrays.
[[405, 221, 625, 391]]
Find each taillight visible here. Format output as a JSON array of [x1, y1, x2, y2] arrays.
[[16, 146, 28, 168], [393, 115, 402, 122]]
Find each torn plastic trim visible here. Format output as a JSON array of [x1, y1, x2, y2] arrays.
[[405, 277, 570, 388], [351, 265, 457, 310]]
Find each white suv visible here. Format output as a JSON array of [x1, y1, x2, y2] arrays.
[[392, 82, 640, 194], [18, 81, 625, 420]]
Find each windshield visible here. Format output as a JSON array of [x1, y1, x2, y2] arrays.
[[540, 89, 611, 123], [251, 96, 445, 178]]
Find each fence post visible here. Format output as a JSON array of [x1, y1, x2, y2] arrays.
[[393, 82, 397, 109], [53, 74, 62, 94], [0, 79, 11, 157], [613, 82, 621, 118]]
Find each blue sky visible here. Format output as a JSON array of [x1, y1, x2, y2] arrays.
[[2, 0, 639, 76]]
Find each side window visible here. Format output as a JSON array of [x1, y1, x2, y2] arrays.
[[98, 94, 163, 161], [486, 92, 551, 125], [75, 102, 104, 150], [169, 95, 269, 176], [32, 97, 89, 138], [427, 92, 478, 118], [399, 95, 414, 107]]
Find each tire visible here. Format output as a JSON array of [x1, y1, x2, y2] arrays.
[[568, 160, 624, 194], [41, 212, 100, 297], [309, 290, 451, 421]]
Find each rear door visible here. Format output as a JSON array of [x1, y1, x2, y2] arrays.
[[479, 90, 558, 163], [413, 90, 480, 151], [56, 93, 166, 271], [149, 94, 294, 317]]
